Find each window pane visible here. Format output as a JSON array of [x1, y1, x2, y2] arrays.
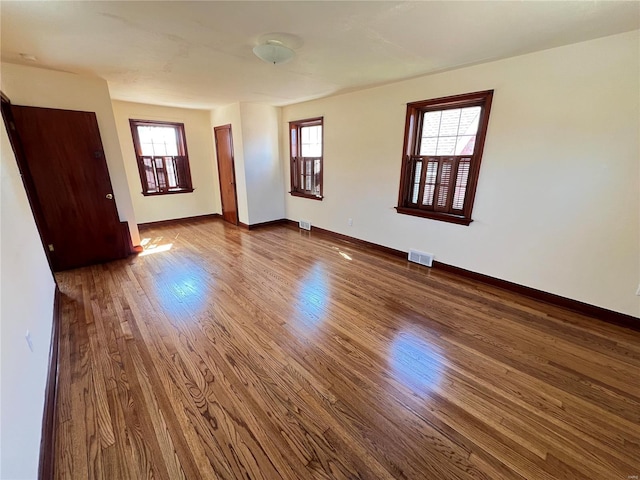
[[458, 107, 481, 135], [452, 159, 471, 210], [299, 158, 304, 191], [301, 125, 322, 157], [140, 143, 154, 156], [155, 143, 168, 156], [419, 106, 482, 156], [411, 160, 422, 203], [166, 158, 178, 188], [422, 160, 438, 206], [137, 125, 179, 157], [436, 161, 453, 208], [423, 184, 435, 206], [305, 159, 312, 191], [411, 184, 420, 204], [455, 135, 476, 155], [436, 136, 456, 155], [143, 157, 157, 192], [425, 160, 438, 184], [138, 128, 153, 155], [413, 160, 423, 184], [419, 137, 437, 156], [164, 129, 178, 156], [155, 157, 167, 190], [439, 109, 461, 136], [313, 159, 321, 195], [422, 111, 441, 137]]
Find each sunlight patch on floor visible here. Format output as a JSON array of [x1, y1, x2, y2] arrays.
[[139, 237, 173, 256], [390, 330, 443, 394]]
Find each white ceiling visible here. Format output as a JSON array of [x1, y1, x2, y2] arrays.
[[1, 1, 638, 109]]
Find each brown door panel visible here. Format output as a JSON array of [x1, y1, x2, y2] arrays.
[[214, 124, 239, 225], [11, 105, 129, 270]]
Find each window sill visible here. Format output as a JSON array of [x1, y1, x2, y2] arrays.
[[142, 188, 194, 197], [395, 206, 472, 226], [289, 191, 323, 201]]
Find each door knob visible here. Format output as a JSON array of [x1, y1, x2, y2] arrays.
[[106, 193, 113, 199]]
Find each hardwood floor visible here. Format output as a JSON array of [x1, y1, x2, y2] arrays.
[[53, 218, 640, 480]]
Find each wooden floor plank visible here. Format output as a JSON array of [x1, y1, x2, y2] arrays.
[[53, 219, 640, 479]]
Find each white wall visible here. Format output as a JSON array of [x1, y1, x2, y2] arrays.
[[239, 103, 285, 225], [281, 31, 640, 318], [112, 101, 220, 224], [211, 103, 250, 225], [210, 103, 285, 226], [0, 113, 57, 479], [0, 63, 140, 245]]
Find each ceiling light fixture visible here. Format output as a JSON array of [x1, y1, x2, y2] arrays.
[[253, 40, 295, 65]]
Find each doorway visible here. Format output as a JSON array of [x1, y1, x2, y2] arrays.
[[214, 124, 239, 225], [1, 99, 132, 271]]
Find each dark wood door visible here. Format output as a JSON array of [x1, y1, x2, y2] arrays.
[[214, 124, 239, 225], [10, 105, 130, 271]]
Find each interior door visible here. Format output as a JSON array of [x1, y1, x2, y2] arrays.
[[214, 124, 239, 225], [9, 105, 130, 271]]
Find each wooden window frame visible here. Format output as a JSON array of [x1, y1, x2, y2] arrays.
[[396, 90, 493, 226], [289, 117, 324, 200], [129, 119, 194, 196]]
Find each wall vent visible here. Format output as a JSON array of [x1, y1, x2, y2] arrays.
[[408, 249, 434, 267], [299, 219, 311, 231]]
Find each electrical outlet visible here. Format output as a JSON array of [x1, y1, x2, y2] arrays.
[[25, 330, 34, 352], [348, 218, 353, 227], [636, 284, 640, 296]]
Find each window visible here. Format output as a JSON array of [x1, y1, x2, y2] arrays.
[[396, 90, 493, 225], [129, 119, 194, 196], [289, 117, 323, 200]]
